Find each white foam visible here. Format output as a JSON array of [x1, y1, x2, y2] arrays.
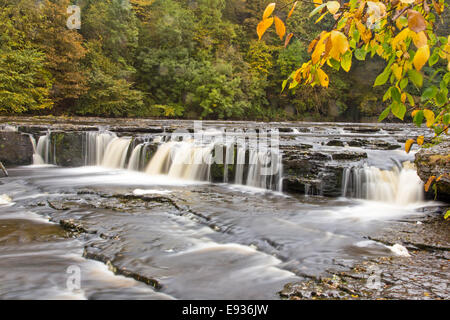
[[133, 189, 172, 196], [387, 244, 411, 257], [0, 194, 12, 205]]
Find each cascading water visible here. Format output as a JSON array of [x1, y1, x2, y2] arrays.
[[34, 132, 52, 165], [341, 162, 424, 205], [84, 131, 117, 166], [101, 137, 131, 169], [29, 135, 45, 165]]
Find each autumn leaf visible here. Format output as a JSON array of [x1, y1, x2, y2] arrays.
[[317, 68, 329, 87], [257, 18, 274, 40], [308, 39, 318, 53], [326, 1, 340, 15], [263, 3, 276, 19], [405, 139, 415, 153], [424, 176, 436, 192], [400, 0, 416, 3], [412, 31, 428, 48], [417, 135, 424, 145], [408, 10, 427, 33], [329, 30, 349, 61], [391, 27, 410, 49], [274, 16, 286, 40], [423, 109, 435, 127], [285, 33, 294, 48], [288, 1, 298, 19], [413, 45, 430, 71]]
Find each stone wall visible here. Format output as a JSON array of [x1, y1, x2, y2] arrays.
[[0, 131, 34, 166]]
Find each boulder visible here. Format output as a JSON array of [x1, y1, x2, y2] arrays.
[[415, 140, 450, 202]]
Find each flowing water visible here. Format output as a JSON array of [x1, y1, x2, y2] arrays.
[[1, 120, 441, 299]]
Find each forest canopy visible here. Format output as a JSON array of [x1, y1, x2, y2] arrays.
[[0, 0, 448, 121]]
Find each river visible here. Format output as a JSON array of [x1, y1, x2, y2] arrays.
[[0, 119, 446, 299]]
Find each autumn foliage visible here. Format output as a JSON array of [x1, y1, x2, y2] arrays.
[[258, 0, 449, 144]]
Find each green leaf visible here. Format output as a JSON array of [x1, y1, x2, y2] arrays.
[[374, 70, 391, 87], [378, 106, 391, 122], [435, 90, 447, 106], [354, 48, 367, 61], [383, 89, 391, 102], [421, 86, 438, 101], [413, 110, 424, 127], [443, 113, 450, 126], [408, 69, 423, 88], [341, 51, 352, 72], [281, 79, 288, 93], [390, 87, 401, 103], [400, 78, 408, 90], [391, 102, 406, 120], [429, 49, 440, 67], [309, 3, 326, 17], [328, 58, 341, 71]]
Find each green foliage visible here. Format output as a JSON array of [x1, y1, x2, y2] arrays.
[[0, 0, 397, 120], [0, 49, 53, 113]]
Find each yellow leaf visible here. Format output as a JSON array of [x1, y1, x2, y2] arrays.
[[285, 33, 294, 48], [411, 110, 420, 117], [308, 39, 318, 53], [424, 176, 436, 192], [329, 30, 349, 61], [317, 68, 329, 87], [257, 18, 274, 40], [312, 40, 326, 64], [314, 0, 323, 7], [412, 31, 428, 48], [408, 10, 427, 33], [288, 1, 298, 18], [274, 16, 286, 40], [263, 3, 276, 19], [311, 33, 330, 64], [413, 45, 430, 71], [392, 27, 411, 49], [326, 1, 340, 14], [316, 11, 328, 23], [401, 92, 407, 103], [417, 135, 424, 145], [423, 108, 435, 127], [294, 68, 302, 83], [400, 0, 416, 3], [405, 139, 415, 153], [392, 63, 403, 80], [436, 175, 442, 182]]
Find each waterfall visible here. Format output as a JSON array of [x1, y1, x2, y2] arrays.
[[100, 137, 132, 169], [341, 162, 424, 204], [145, 141, 214, 181], [29, 135, 45, 165], [85, 131, 117, 165], [128, 144, 143, 171], [144, 140, 282, 191], [235, 147, 246, 185], [35, 133, 51, 164]]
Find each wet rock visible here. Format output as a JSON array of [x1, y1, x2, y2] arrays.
[[415, 140, 450, 202], [326, 140, 345, 147], [0, 131, 33, 166], [280, 208, 450, 300], [344, 127, 381, 133], [50, 131, 85, 167], [281, 146, 366, 196]]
